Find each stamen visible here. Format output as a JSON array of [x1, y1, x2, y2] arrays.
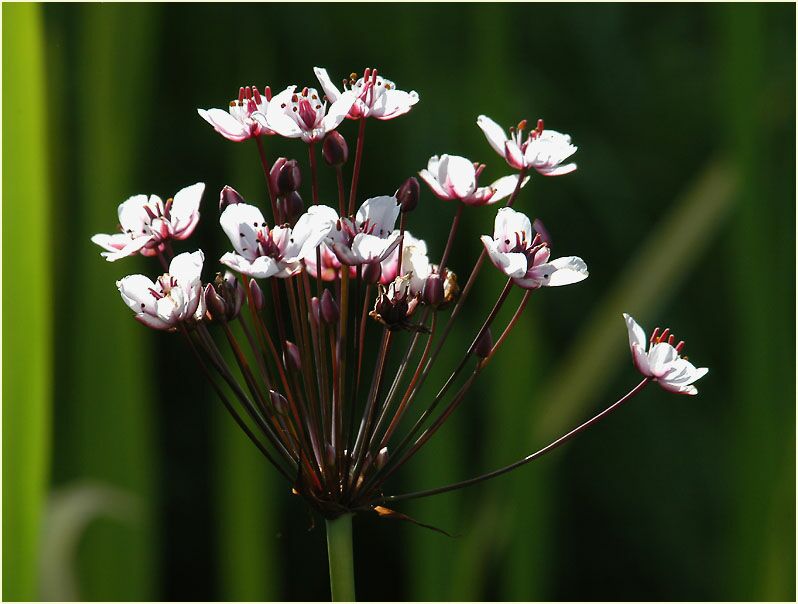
[[252, 86, 262, 105], [650, 327, 660, 344], [264, 85, 272, 101], [238, 87, 245, 104]]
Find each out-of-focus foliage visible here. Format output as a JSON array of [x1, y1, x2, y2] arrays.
[[3, 3, 795, 601]]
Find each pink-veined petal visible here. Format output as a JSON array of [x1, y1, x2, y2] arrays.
[[476, 115, 508, 157], [197, 108, 250, 142], [313, 66, 341, 103]]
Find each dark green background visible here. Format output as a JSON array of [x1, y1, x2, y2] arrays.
[[4, 2, 795, 601]]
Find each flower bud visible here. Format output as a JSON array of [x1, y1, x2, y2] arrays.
[[277, 159, 302, 195], [320, 290, 340, 324], [204, 283, 227, 321], [396, 176, 420, 213], [362, 260, 382, 285], [474, 328, 494, 359], [283, 340, 302, 371], [248, 278, 264, 310], [211, 271, 245, 320], [278, 191, 304, 225], [322, 131, 349, 167], [219, 185, 244, 212], [375, 446, 389, 470], [270, 390, 288, 415], [423, 274, 443, 306]]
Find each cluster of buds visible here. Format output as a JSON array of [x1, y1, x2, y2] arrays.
[[92, 65, 707, 524]]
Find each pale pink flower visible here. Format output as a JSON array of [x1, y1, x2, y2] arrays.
[[419, 154, 528, 206], [117, 250, 206, 330], [623, 314, 708, 396], [326, 196, 402, 266], [198, 86, 282, 142], [379, 231, 430, 295], [92, 183, 205, 262], [219, 202, 337, 278], [481, 207, 588, 289], [477, 115, 577, 176], [313, 67, 419, 120], [258, 85, 357, 144]]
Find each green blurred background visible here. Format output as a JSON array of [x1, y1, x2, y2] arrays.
[[4, 2, 795, 601]]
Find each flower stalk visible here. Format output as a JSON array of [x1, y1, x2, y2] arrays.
[[326, 514, 356, 602]]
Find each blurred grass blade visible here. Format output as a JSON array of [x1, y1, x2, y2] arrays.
[[39, 482, 139, 601], [2, 4, 53, 600], [719, 4, 796, 599], [535, 158, 737, 438], [56, 5, 161, 599]]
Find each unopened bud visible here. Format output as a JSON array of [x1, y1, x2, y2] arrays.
[[474, 328, 494, 359], [320, 289, 340, 324], [396, 176, 420, 213], [269, 390, 288, 415], [322, 131, 349, 166], [283, 340, 302, 371], [423, 274, 443, 306], [277, 159, 302, 195], [211, 272, 245, 320], [219, 185, 244, 212], [278, 191, 304, 225], [248, 278, 265, 310], [375, 446, 389, 470], [362, 260, 382, 285], [204, 283, 227, 321]]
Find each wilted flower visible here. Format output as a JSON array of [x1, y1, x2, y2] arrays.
[[481, 207, 588, 289], [92, 183, 204, 262], [219, 202, 337, 278], [116, 250, 205, 330], [259, 85, 356, 143], [198, 86, 279, 142], [623, 314, 708, 395], [326, 195, 402, 265], [369, 275, 424, 332], [477, 115, 577, 176], [419, 154, 527, 206], [314, 66, 419, 120]]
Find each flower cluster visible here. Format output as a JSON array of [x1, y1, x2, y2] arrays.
[[93, 65, 707, 527]]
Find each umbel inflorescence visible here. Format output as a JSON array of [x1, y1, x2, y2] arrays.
[[92, 67, 708, 522]]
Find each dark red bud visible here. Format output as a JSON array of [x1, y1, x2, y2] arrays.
[[204, 283, 227, 320], [277, 159, 302, 194], [423, 274, 443, 306], [320, 289, 340, 324], [248, 278, 264, 310], [283, 340, 302, 371], [322, 131, 349, 167], [362, 260, 382, 285], [278, 191, 304, 225], [396, 176, 420, 213], [269, 390, 288, 415], [219, 185, 244, 212], [474, 328, 494, 359], [269, 157, 287, 194]]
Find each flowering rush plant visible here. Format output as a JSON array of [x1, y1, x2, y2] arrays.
[[92, 66, 707, 601]]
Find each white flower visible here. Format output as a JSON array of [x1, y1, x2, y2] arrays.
[[418, 154, 528, 206], [198, 86, 281, 142], [257, 85, 357, 144], [219, 202, 337, 278], [314, 66, 419, 120], [477, 115, 577, 176], [117, 250, 206, 330], [326, 196, 402, 266], [480, 207, 588, 289], [623, 314, 708, 396], [92, 183, 205, 262], [380, 231, 430, 294]]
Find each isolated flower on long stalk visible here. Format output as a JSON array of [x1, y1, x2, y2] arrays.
[[419, 154, 528, 206], [481, 207, 589, 288], [314, 66, 419, 120], [116, 250, 205, 330], [477, 115, 577, 176], [623, 313, 708, 395], [198, 85, 281, 142], [91, 183, 205, 261]]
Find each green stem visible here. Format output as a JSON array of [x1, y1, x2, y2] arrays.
[[326, 514, 356, 602]]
